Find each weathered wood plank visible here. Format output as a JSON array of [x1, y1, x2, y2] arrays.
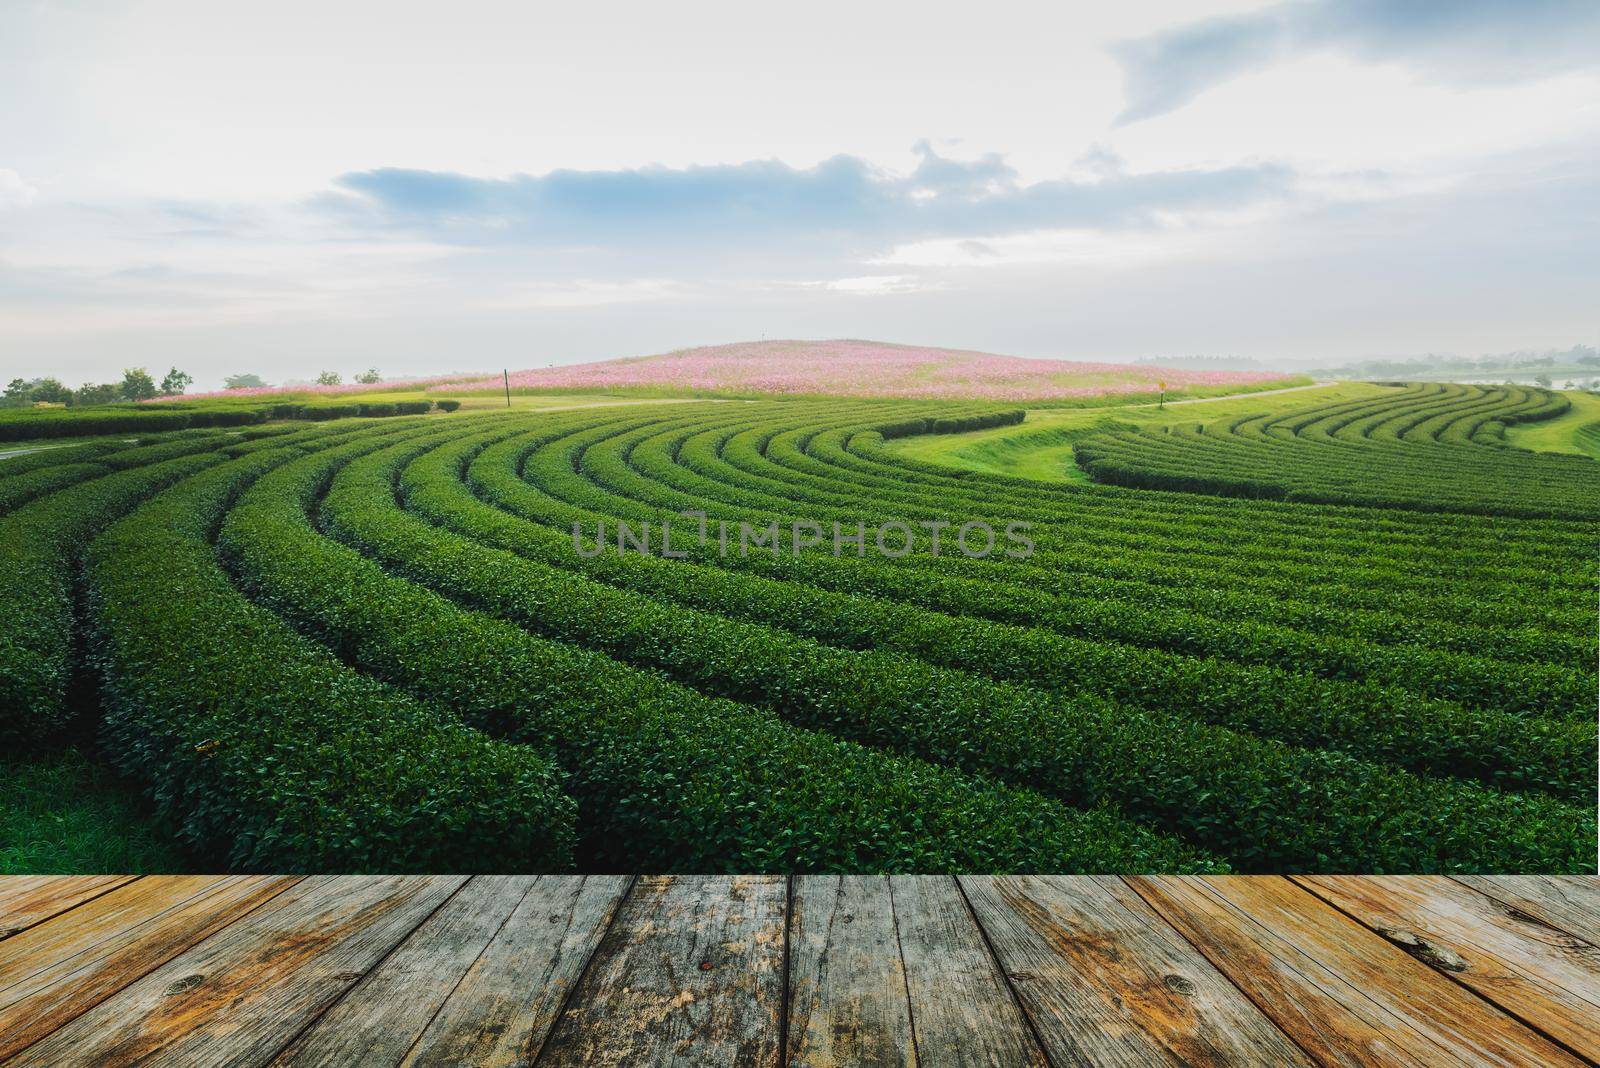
[[273, 876, 539, 1066], [0, 875, 138, 939], [1454, 876, 1600, 949], [0, 875, 298, 1061], [401, 875, 630, 1067], [1131, 875, 1583, 1067], [8, 874, 465, 1067], [1297, 875, 1600, 1061], [786, 875, 915, 1068], [536, 875, 786, 1067], [959, 875, 1310, 1067], [893, 876, 1046, 1068]]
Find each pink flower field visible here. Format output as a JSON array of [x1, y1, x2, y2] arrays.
[[438, 340, 1294, 402]]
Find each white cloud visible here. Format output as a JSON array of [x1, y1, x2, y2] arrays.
[[815, 275, 926, 295], [0, 1, 1595, 383], [0, 169, 37, 208], [479, 279, 689, 309]]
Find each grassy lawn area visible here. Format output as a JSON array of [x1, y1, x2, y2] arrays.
[[435, 392, 724, 412], [1503, 389, 1600, 456], [1, 748, 192, 874], [885, 382, 1386, 483]]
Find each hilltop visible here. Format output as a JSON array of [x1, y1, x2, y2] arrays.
[[438, 339, 1300, 402]]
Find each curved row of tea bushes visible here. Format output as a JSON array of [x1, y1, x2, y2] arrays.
[[732, 415, 1587, 655], [0, 397, 460, 442], [771, 421, 1588, 597], [87, 429, 577, 872], [635, 414, 1591, 641], [216, 427, 1216, 873], [1573, 419, 1600, 454], [327, 423, 1595, 871], [655, 408, 1569, 598], [551, 412, 1590, 716], [0, 421, 396, 745], [773, 425, 1595, 674], [825, 407, 1594, 568], [835, 424, 1594, 637], [430, 425, 1593, 798], [0, 404, 266, 441], [699, 406, 1581, 596], [702, 424, 1587, 667], [1070, 384, 1600, 519], [578, 403, 1591, 700], [8, 393, 1588, 873], [0, 429, 293, 516], [0, 441, 120, 475], [527, 404, 1591, 714], [0, 463, 112, 515], [0, 452, 226, 745]]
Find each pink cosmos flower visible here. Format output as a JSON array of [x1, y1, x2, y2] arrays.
[[436, 340, 1290, 401]]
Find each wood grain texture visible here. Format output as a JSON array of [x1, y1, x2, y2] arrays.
[[786, 875, 915, 1068], [0, 876, 136, 939], [0, 875, 298, 1062], [893, 876, 1046, 1068], [536, 875, 787, 1068], [960, 875, 1311, 1067], [402, 874, 629, 1068], [1131, 875, 1584, 1068], [274, 876, 540, 1067], [8, 874, 464, 1068], [0, 874, 1596, 1065], [1297, 875, 1600, 1062], [1454, 876, 1600, 949]]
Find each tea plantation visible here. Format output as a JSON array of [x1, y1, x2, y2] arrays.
[[1, 384, 1593, 873]]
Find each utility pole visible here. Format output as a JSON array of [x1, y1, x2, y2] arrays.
[[504, 369, 511, 408]]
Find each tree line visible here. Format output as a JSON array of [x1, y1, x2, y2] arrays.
[[3, 367, 191, 408], [3, 366, 388, 408]]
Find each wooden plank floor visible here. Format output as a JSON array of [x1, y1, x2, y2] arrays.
[[1, 876, 1597, 1066]]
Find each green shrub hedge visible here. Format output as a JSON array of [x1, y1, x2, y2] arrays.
[[0, 453, 224, 745], [333, 426, 1594, 871], [442, 429, 1593, 800], [218, 433, 1217, 873], [88, 437, 576, 872]]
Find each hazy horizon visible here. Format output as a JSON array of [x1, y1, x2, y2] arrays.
[[4, 0, 1597, 391]]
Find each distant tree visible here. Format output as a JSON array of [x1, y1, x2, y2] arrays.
[[224, 373, 267, 389], [315, 370, 342, 386], [33, 378, 72, 405], [75, 382, 122, 406], [2, 377, 72, 407], [1534, 374, 1553, 387], [355, 367, 382, 384], [3, 378, 33, 407], [159, 367, 193, 395], [119, 368, 158, 401]]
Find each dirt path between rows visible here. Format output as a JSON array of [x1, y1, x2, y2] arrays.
[[0, 443, 74, 462], [1154, 380, 1338, 407]]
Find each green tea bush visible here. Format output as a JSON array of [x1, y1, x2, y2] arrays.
[[218, 437, 1216, 873], [327, 429, 1592, 871], [3, 384, 1589, 873], [88, 437, 576, 872]]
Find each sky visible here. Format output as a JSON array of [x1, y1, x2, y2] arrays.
[[1, 0, 1597, 389]]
